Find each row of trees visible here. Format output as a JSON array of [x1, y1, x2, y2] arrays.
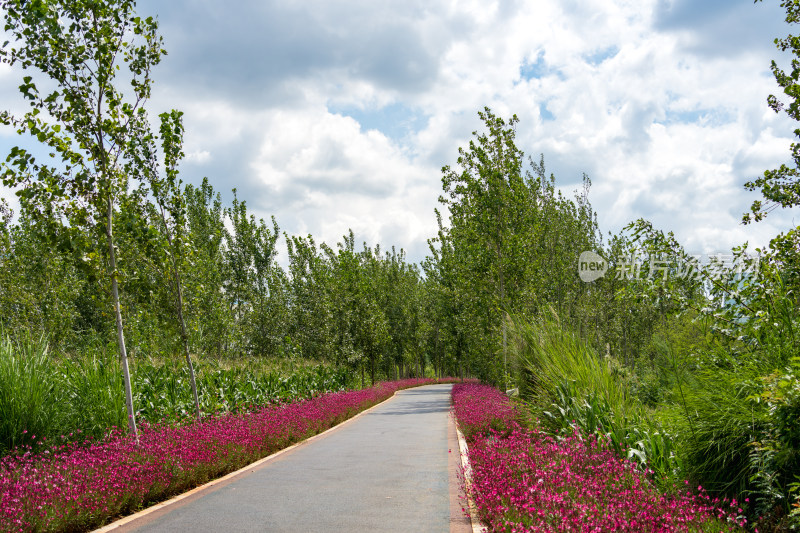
[[0, 1, 613, 405], [424, 107, 695, 387], [0, 0, 449, 439], [1, 101, 661, 389], [0, 179, 443, 377]]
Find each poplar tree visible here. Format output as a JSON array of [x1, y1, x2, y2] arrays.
[[1, 0, 166, 439], [127, 110, 201, 418], [439, 107, 528, 385]]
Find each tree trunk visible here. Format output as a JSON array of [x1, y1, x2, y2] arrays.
[[107, 196, 138, 442], [502, 314, 507, 388], [174, 265, 201, 418], [498, 245, 508, 391], [162, 212, 202, 419]]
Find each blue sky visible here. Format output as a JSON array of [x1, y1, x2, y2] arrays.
[[1, 0, 798, 263]]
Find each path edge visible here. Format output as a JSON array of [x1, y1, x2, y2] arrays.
[[92, 388, 407, 532], [453, 415, 488, 533]]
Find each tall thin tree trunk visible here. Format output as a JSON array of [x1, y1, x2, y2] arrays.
[[174, 265, 201, 418], [107, 196, 138, 442], [156, 193, 202, 419], [502, 314, 508, 388], [499, 288, 508, 389], [497, 241, 508, 390], [164, 217, 202, 418]]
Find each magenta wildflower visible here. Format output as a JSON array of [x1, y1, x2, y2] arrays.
[[0, 378, 460, 533], [452, 383, 746, 532]]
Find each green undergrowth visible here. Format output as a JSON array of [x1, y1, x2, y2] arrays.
[[0, 333, 348, 455], [511, 312, 684, 489], [511, 310, 800, 529]]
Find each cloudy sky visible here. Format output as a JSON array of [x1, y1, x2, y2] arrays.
[[1, 0, 799, 263]]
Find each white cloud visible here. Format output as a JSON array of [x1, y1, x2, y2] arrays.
[[185, 150, 211, 164], [249, 108, 440, 257], [1, 0, 798, 263]]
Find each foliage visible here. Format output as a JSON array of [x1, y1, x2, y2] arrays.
[[512, 310, 630, 414], [0, 334, 351, 454], [618, 218, 800, 528], [1, 0, 171, 438], [747, 357, 800, 522], [746, 0, 800, 223], [430, 108, 600, 384], [510, 312, 689, 488], [0, 212, 85, 347], [126, 109, 202, 417], [0, 334, 65, 453]]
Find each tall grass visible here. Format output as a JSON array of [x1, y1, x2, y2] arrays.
[[511, 310, 800, 528], [0, 335, 65, 452], [61, 355, 128, 437], [511, 310, 636, 425], [671, 369, 767, 496], [511, 312, 683, 487]]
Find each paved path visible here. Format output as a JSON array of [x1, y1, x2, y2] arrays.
[[111, 383, 470, 533]]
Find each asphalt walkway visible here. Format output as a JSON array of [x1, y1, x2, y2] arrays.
[[109, 383, 469, 533]]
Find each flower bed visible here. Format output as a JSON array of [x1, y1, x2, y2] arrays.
[[451, 380, 521, 440], [0, 378, 455, 533], [452, 383, 746, 532]]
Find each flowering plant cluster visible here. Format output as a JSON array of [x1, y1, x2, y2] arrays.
[[451, 381, 520, 440], [0, 377, 454, 533], [452, 383, 746, 532]]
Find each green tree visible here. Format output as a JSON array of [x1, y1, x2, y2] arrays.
[[127, 109, 201, 417], [438, 107, 529, 385], [324, 231, 363, 373], [0, 207, 85, 345], [222, 192, 282, 356], [286, 234, 335, 361], [379, 247, 424, 377], [357, 242, 391, 384], [1, 0, 166, 439], [244, 214, 282, 357], [425, 210, 478, 379], [184, 178, 229, 356], [747, 0, 800, 222], [433, 108, 601, 384]]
